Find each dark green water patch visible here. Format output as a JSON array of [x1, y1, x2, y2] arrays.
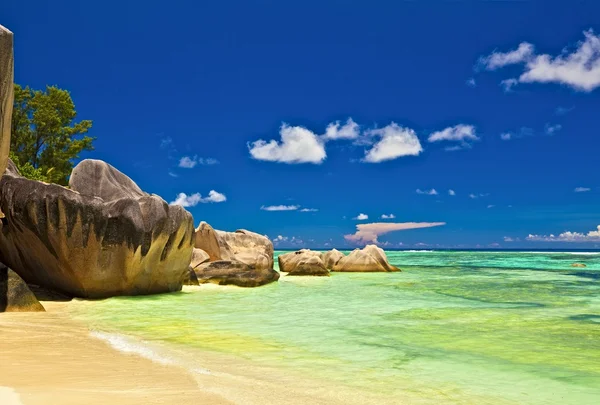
[[569, 314, 600, 323]]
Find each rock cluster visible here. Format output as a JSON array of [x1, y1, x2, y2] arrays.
[[278, 250, 329, 276]]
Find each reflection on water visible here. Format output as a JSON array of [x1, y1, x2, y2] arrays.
[[69, 250, 600, 405]]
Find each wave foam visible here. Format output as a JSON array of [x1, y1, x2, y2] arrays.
[[90, 330, 212, 375]]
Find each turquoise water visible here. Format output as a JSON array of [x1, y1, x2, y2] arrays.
[[69, 250, 600, 404]]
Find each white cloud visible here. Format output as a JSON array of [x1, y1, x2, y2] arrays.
[[428, 125, 478, 143], [545, 124, 562, 135], [272, 235, 304, 245], [503, 236, 514, 242], [487, 205, 495, 209], [466, 77, 476, 87], [248, 123, 326, 164], [574, 187, 591, 192], [345, 222, 446, 245], [354, 213, 369, 220], [322, 118, 360, 141], [478, 42, 535, 70], [381, 214, 396, 219], [448, 189, 456, 196], [178, 156, 197, 168], [260, 205, 300, 211], [300, 208, 319, 212], [526, 225, 600, 242], [479, 30, 600, 92], [500, 78, 519, 92], [170, 190, 227, 207], [469, 193, 489, 199], [416, 188, 438, 196], [500, 132, 512, 141], [362, 123, 423, 163]]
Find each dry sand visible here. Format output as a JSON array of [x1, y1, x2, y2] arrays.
[[1, 301, 390, 405]]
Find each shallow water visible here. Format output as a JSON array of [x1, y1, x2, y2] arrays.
[[69, 250, 600, 404]]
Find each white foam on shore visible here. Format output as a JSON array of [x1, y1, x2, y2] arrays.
[[90, 330, 212, 375], [0, 387, 23, 405]]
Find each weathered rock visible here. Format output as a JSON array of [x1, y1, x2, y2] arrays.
[[571, 263, 587, 268], [216, 229, 274, 270], [194, 260, 279, 287], [0, 25, 13, 177], [182, 266, 199, 286], [321, 248, 345, 269], [332, 245, 400, 272], [0, 159, 194, 298], [278, 250, 329, 276], [194, 222, 226, 261], [0, 263, 45, 312], [190, 248, 210, 269]]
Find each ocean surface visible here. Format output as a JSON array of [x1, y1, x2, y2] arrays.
[[68, 250, 600, 404]]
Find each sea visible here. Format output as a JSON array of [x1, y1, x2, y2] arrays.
[[66, 250, 600, 404]]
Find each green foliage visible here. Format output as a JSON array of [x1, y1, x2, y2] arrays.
[[10, 84, 94, 185]]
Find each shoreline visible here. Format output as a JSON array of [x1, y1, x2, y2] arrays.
[[0, 300, 393, 405]]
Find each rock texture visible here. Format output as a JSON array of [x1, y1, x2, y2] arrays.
[[194, 260, 280, 287], [194, 222, 274, 270], [194, 222, 224, 261], [332, 245, 400, 272], [321, 248, 345, 269], [0, 263, 45, 312], [278, 250, 329, 276], [0, 159, 194, 298], [190, 248, 210, 269], [216, 229, 274, 270], [0, 25, 13, 177]]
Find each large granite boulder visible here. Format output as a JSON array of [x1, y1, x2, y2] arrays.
[[332, 245, 400, 272], [0, 159, 194, 298], [194, 222, 274, 270], [0, 263, 45, 312], [216, 229, 274, 270], [321, 248, 345, 269], [194, 222, 226, 261], [193, 260, 279, 287], [0, 25, 13, 177], [278, 249, 329, 276], [190, 248, 210, 269]]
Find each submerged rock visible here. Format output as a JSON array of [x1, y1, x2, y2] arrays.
[[194, 260, 279, 287], [571, 263, 587, 268], [0, 263, 45, 312], [0, 159, 194, 298], [332, 245, 400, 272], [321, 248, 345, 269], [278, 250, 329, 276]]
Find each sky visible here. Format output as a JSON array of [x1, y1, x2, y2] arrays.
[[3, 0, 600, 249]]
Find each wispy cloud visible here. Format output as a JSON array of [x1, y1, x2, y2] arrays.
[[466, 77, 477, 87], [160, 136, 174, 149], [300, 208, 319, 212], [544, 124, 562, 135], [353, 213, 369, 220], [170, 190, 227, 207], [428, 124, 479, 150], [487, 205, 495, 209], [362, 123, 423, 163], [322, 118, 360, 141], [260, 205, 300, 211], [469, 193, 489, 199], [381, 214, 396, 219], [168, 171, 178, 178], [574, 187, 591, 192], [555, 106, 575, 115], [178, 155, 220, 168], [527, 225, 600, 242], [416, 188, 438, 196], [448, 189, 456, 196], [345, 222, 446, 245], [477, 29, 600, 92], [499, 127, 535, 141]]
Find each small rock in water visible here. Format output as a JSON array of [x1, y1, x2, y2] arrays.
[[571, 263, 587, 268]]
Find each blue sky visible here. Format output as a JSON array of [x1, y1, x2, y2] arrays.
[[4, 0, 600, 249]]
